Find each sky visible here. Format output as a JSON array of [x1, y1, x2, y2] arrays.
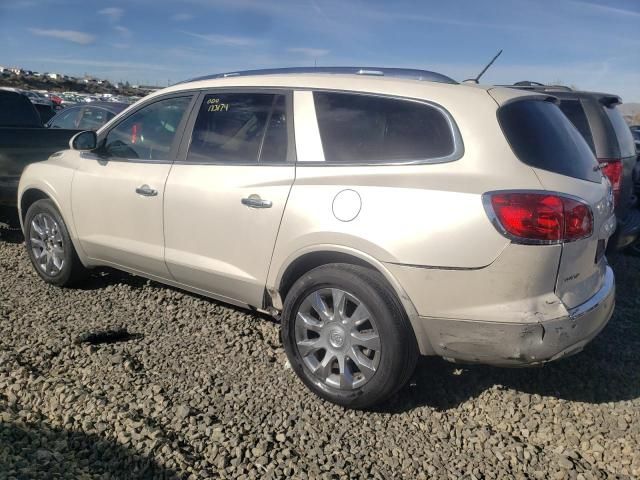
[[0, 0, 638, 101]]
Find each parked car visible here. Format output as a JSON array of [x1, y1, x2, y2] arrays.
[[2, 88, 58, 124], [0, 90, 82, 205], [22, 90, 52, 107], [504, 82, 640, 251], [631, 126, 640, 151], [59, 92, 82, 106], [47, 102, 129, 131], [17, 67, 616, 408]]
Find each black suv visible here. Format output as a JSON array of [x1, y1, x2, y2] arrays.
[[504, 82, 640, 251]]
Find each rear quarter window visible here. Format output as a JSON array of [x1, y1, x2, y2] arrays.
[[558, 99, 595, 153], [604, 106, 636, 159], [498, 99, 601, 183], [313, 92, 458, 164]]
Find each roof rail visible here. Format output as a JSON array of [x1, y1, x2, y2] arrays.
[[177, 67, 458, 85]]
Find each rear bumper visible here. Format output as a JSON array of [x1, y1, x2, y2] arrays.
[[0, 176, 19, 206], [610, 208, 640, 250], [419, 266, 615, 366]]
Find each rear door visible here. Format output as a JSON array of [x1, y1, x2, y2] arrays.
[[497, 98, 614, 309], [163, 90, 295, 307]]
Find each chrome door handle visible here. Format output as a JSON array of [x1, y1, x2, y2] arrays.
[[135, 184, 158, 197], [241, 195, 272, 209]]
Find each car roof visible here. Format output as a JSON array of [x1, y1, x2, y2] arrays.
[[145, 67, 551, 110]]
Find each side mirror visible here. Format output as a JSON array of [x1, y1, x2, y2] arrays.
[[69, 130, 97, 151]]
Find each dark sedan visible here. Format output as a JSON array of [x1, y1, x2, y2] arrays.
[[47, 102, 129, 131]]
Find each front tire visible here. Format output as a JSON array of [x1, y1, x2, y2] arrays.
[[24, 199, 87, 287], [281, 263, 418, 409]]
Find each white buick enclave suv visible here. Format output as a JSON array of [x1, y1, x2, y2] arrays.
[[18, 67, 616, 408]]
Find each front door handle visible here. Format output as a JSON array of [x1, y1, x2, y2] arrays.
[[135, 184, 158, 197], [241, 195, 272, 209]]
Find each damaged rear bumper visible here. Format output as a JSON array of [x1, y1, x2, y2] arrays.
[[421, 266, 615, 366]]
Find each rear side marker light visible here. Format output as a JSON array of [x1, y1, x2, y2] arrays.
[[484, 191, 593, 244]]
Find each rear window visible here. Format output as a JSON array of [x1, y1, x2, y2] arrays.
[[558, 99, 595, 152], [313, 92, 456, 164], [498, 99, 601, 183], [604, 106, 636, 158]]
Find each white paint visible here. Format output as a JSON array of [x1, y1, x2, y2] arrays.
[[293, 90, 325, 162]]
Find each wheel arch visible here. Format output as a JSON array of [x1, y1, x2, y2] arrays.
[[20, 188, 52, 227], [269, 245, 434, 355], [19, 185, 89, 267]]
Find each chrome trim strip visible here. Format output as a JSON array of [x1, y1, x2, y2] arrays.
[[568, 266, 614, 319]]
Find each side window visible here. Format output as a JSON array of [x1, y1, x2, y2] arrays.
[[104, 96, 191, 160], [558, 100, 595, 153], [49, 108, 81, 129], [78, 107, 110, 130], [187, 93, 287, 164], [313, 92, 456, 164]]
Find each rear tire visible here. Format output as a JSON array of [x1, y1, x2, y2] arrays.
[[24, 199, 88, 287], [281, 263, 418, 409]]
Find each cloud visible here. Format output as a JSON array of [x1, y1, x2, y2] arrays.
[[98, 7, 124, 21], [114, 25, 132, 38], [568, 1, 640, 18], [171, 13, 194, 21], [181, 31, 257, 46], [288, 47, 329, 57], [29, 28, 95, 45]]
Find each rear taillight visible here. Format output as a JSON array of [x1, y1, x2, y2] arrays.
[[485, 192, 593, 244], [598, 158, 622, 207]]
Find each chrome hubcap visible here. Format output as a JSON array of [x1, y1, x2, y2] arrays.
[[30, 213, 65, 276], [295, 288, 381, 390]]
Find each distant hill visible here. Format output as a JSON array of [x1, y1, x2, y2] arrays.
[[619, 103, 640, 125], [620, 102, 640, 117]]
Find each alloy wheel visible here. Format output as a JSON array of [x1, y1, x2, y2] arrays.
[[294, 288, 381, 390], [30, 212, 65, 276]]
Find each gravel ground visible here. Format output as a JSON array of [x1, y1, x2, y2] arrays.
[[1, 206, 639, 479]]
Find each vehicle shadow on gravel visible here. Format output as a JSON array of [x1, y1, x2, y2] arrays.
[[0, 206, 23, 244], [382, 252, 640, 414], [0, 419, 179, 479]]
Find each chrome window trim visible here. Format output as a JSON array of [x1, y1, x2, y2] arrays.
[[95, 93, 198, 164], [300, 89, 464, 166], [174, 88, 296, 166]]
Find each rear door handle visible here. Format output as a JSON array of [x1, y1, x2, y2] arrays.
[[241, 195, 272, 209], [135, 184, 158, 197]]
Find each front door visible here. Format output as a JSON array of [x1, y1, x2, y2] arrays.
[[164, 91, 295, 307], [72, 95, 194, 280]]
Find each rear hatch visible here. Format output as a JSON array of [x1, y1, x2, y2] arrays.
[[495, 94, 615, 309]]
